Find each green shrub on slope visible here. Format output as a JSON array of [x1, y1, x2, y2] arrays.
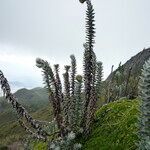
[[82, 99, 139, 150]]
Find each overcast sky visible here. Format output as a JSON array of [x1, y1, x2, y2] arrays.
[[0, 0, 150, 91]]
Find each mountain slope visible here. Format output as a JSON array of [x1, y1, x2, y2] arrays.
[[104, 48, 150, 101], [0, 87, 50, 125], [0, 106, 52, 148], [0, 87, 49, 113], [14, 87, 49, 112], [0, 87, 51, 148], [107, 48, 150, 81]]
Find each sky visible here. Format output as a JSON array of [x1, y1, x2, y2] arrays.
[[0, 0, 150, 91]]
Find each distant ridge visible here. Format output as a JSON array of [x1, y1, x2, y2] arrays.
[[107, 47, 150, 80], [0, 87, 52, 147], [0, 87, 49, 112]]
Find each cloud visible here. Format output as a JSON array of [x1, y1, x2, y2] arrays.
[[0, 43, 84, 91], [0, 44, 44, 91], [0, 0, 150, 85]]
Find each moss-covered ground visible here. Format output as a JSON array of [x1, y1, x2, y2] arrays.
[[82, 99, 139, 150]]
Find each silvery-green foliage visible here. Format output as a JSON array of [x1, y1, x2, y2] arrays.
[[67, 131, 76, 140], [95, 61, 103, 98], [44, 120, 58, 135], [49, 142, 61, 150], [63, 65, 71, 127], [0, 70, 48, 141], [138, 58, 150, 150], [112, 63, 125, 100], [50, 143, 56, 149], [82, 0, 97, 134], [74, 143, 82, 150], [124, 66, 132, 97], [54, 64, 63, 104], [0, 0, 100, 148], [54, 146, 61, 150], [23, 135, 33, 150], [74, 75, 83, 130], [49, 131, 81, 150], [70, 55, 77, 131], [36, 58, 66, 137]]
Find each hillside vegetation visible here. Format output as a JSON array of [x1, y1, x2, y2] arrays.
[[0, 0, 147, 149], [0, 98, 139, 149], [29, 99, 139, 150], [0, 87, 51, 148], [107, 48, 150, 81], [0, 106, 52, 148]]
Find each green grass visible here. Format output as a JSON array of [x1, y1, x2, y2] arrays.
[[30, 141, 48, 150], [82, 99, 139, 150]]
